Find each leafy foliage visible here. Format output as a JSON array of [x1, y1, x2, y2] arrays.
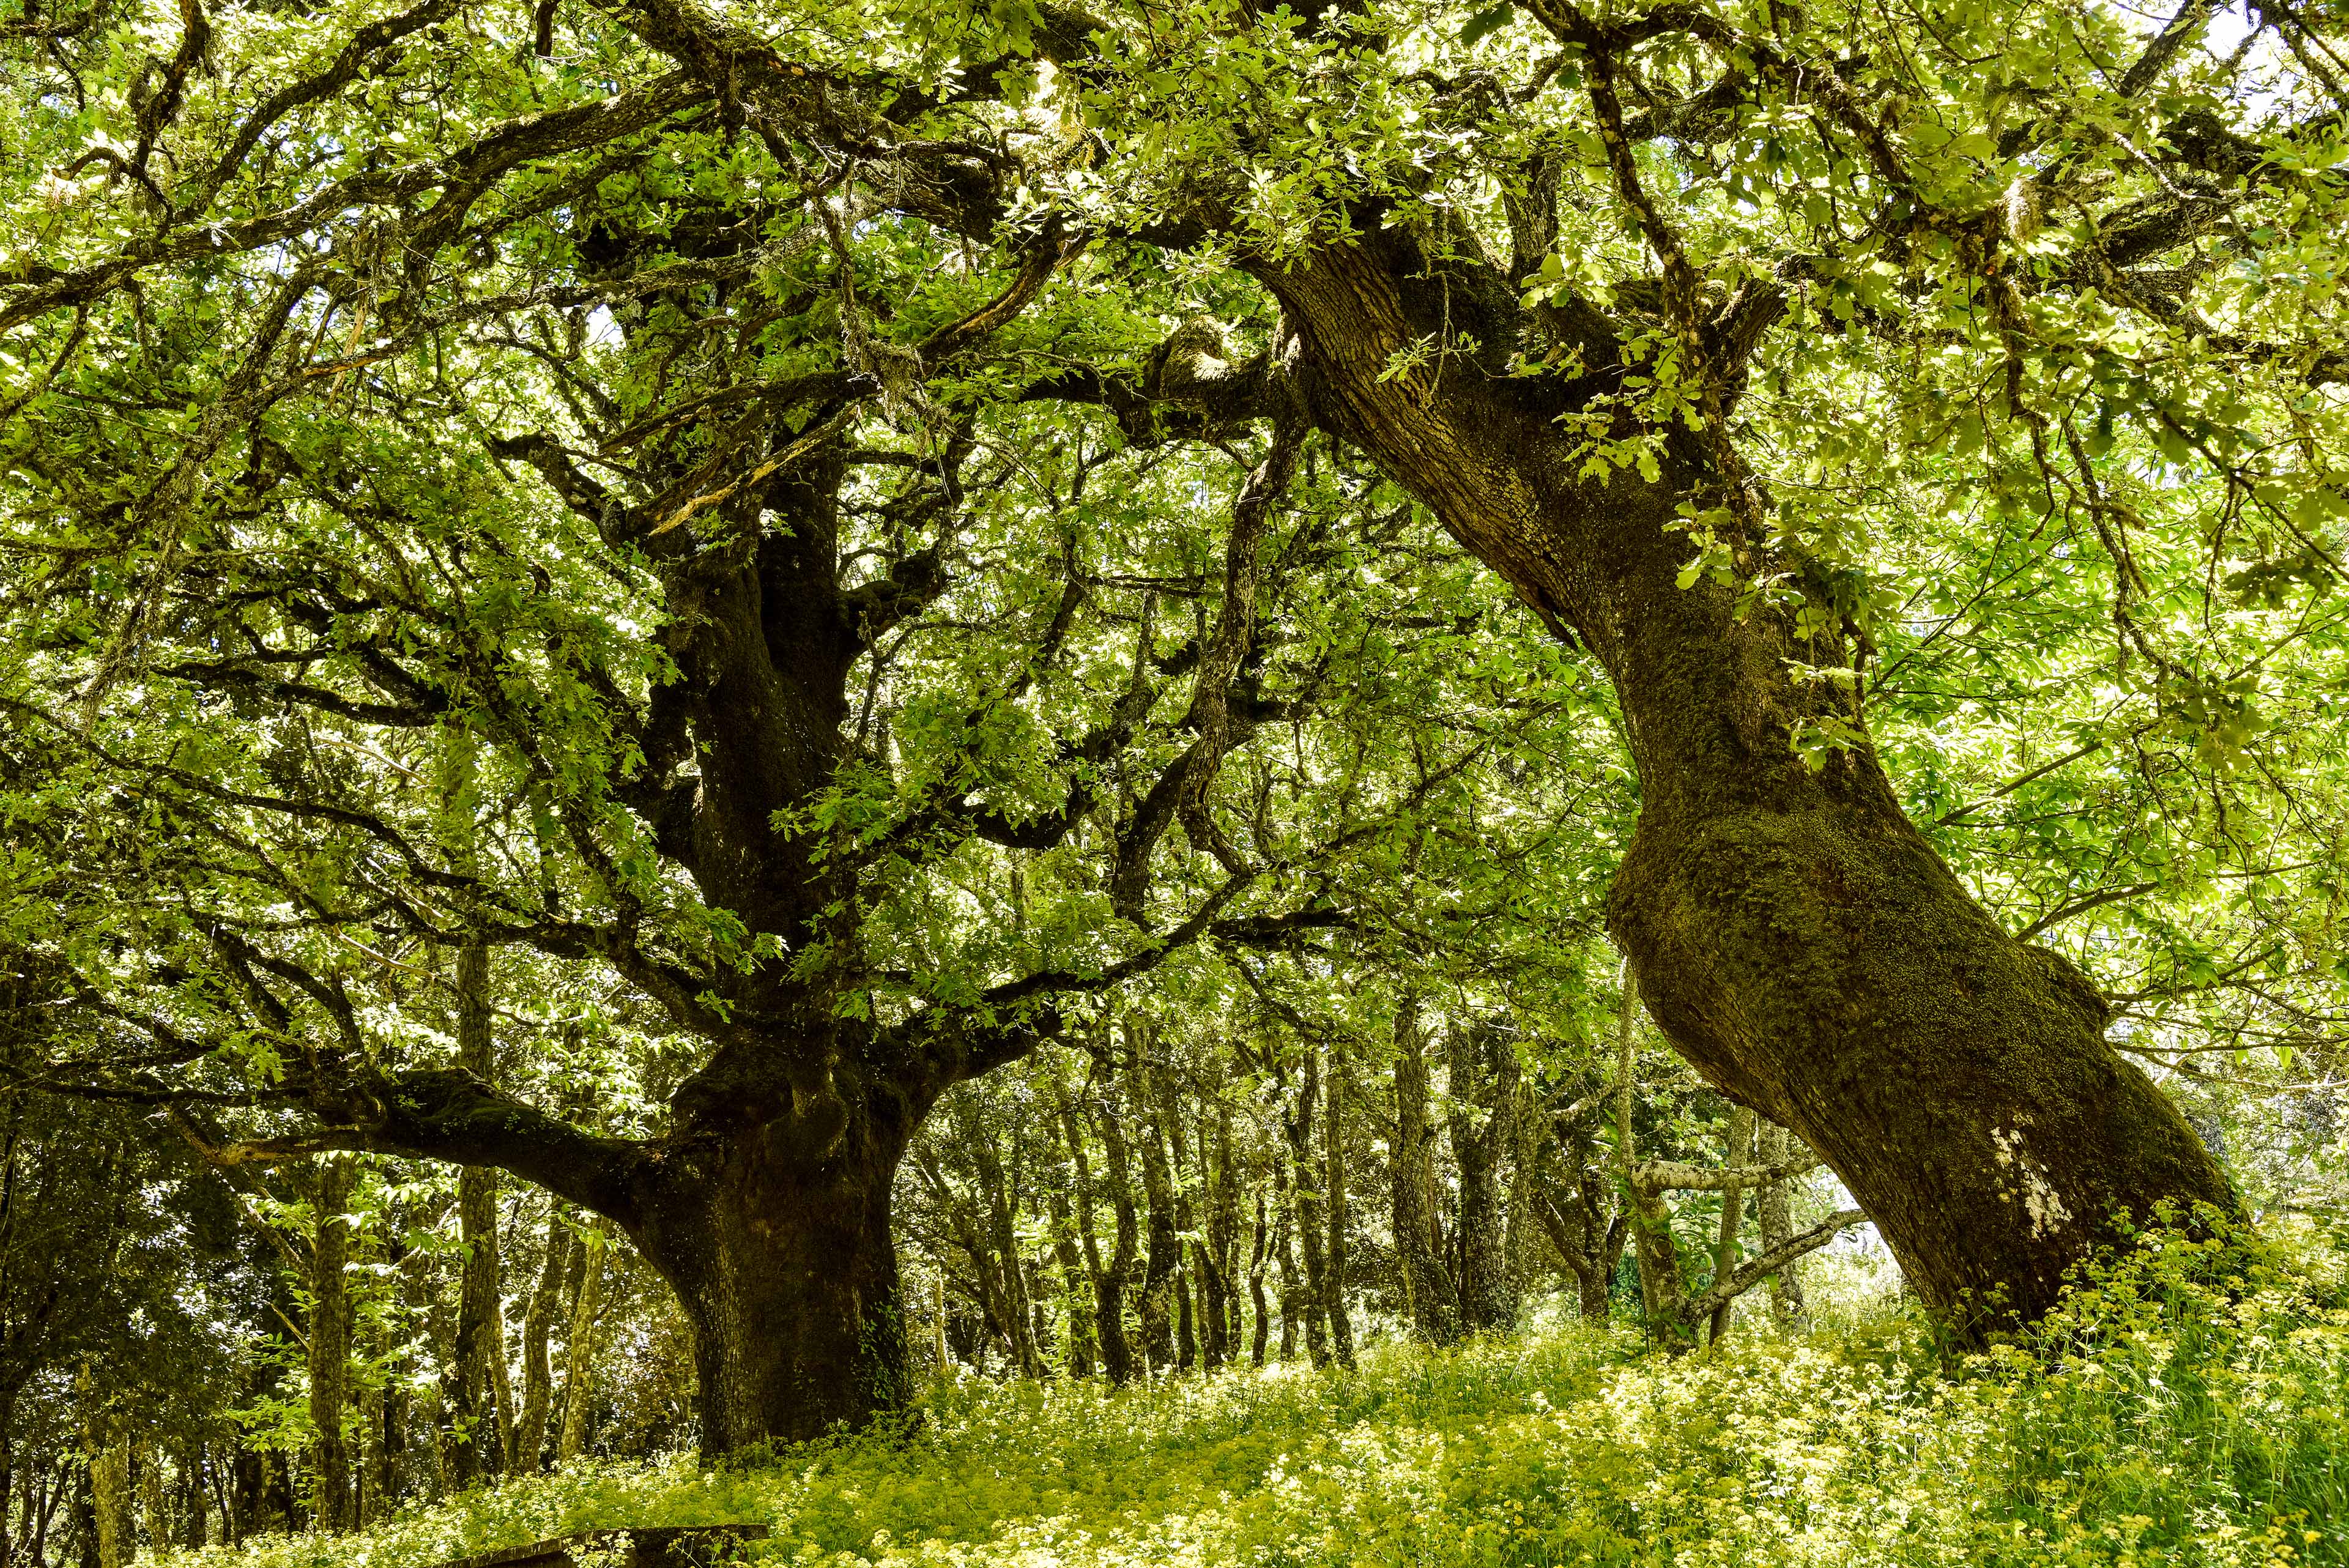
[[168, 1219, 2349, 1568]]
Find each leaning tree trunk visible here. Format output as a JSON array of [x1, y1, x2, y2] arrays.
[[1258, 226, 2235, 1332]]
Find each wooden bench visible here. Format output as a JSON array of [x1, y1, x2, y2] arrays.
[[437, 1525, 768, 1568]]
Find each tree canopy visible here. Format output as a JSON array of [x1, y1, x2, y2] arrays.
[[4, 0, 2348, 1488]]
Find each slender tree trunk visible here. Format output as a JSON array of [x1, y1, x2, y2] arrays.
[[207, 1448, 233, 1550], [966, 1117, 1044, 1379], [356, 1212, 396, 1525], [0, 1402, 15, 1568], [1086, 1091, 1140, 1386], [1618, 981, 1693, 1346], [1272, 1152, 1303, 1361], [1390, 1009, 1460, 1343], [1709, 1106, 1755, 1346], [1059, 1098, 1119, 1383], [555, 1218, 608, 1465], [1198, 1108, 1236, 1371], [1047, 1184, 1096, 1379], [1247, 1189, 1270, 1367], [31, 1458, 55, 1566], [1174, 1260, 1197, 1372], [179, 1447, 205, 1548], [87, 1426, 127, 1568], [1504, 1079, 1543, 1303], [309, 1154, 356, 1532], [1135, 1102, 1180, 1375], [451, 941, 503, 1484], [1529, 1145, 1618, 1323], [1323, 1039, 1355, 1369], [1154, 1070, 1199, 1374], [513, 1204, 570, 1473], [136, 1449, 163, 1563], [1283, 1050, 1332, 1365], [1756, 1121, 1809, 1326], [1449, 1025, 1520, 1333], [488, 1287, 518, 1477], [1261, 228, 2236, 1331]]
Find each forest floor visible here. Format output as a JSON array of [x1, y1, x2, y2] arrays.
[[179, 1224, 2349, 1568]]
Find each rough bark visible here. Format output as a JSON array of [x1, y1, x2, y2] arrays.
[[1256, 222, 2236, 1332], [1448, 1024, 1521, 1334], [627, 1063, 921, 1451], [513, 1204, 571, 1472], [1709, 1105, 1756, 1345], [1390, 1008, 1461, 1343], [1085, 1089, 1141, 1386], [1323, 1040, 1355, 1369], [1756, 1121, 1809, 1325], [308, 1154, 356, 1531], [1282, 1051, 1332, 1365], [450, 942, 503, 1485], [554, 1218, 607, 1465]]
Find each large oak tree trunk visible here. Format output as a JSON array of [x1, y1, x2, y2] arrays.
[[1258, 227, 2235, 1331], [629, 1068, 919, 1452]]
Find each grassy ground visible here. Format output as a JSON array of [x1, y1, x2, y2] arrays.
[[180, 1222, 2349, 1568]]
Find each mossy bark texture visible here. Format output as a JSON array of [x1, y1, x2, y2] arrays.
[[1257, 224, 2235, 1332]]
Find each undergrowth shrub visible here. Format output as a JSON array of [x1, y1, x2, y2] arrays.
[[173, 1217, 2349, 1568]]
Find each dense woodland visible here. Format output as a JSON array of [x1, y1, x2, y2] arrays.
[[2, 0, 2349, 1559]]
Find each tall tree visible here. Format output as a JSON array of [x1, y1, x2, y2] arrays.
[[308, 1157, 356, 1532], [9, 0, 2346, 1449]]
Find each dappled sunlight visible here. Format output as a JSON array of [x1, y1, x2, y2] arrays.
[[173, 1223, 2349, 1568]]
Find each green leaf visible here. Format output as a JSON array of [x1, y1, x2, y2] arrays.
[[1460, 4, 1515, 46]]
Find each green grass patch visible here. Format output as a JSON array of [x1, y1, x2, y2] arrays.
[[176, 1223, 2349, 1568]]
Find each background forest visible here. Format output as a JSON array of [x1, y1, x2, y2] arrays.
[[4, 0, 2349, 1560]]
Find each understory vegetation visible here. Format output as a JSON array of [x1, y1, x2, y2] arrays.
[[9, 0, 2349, 1557], [183, 1222, 2349, 1568]]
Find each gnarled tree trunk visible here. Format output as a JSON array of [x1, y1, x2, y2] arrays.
[[1258, 225, 2235, 1333], [625, 1064, 918, 1452]]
